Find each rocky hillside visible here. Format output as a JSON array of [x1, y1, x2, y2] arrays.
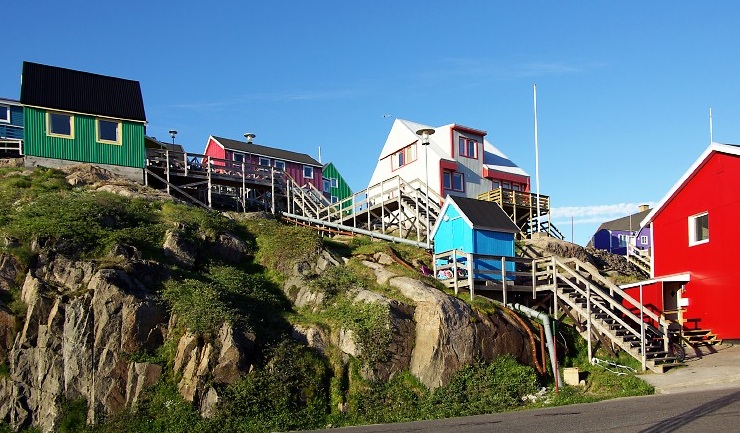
[[0, 164, 545, 433]]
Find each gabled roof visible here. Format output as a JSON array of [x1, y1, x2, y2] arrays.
[[641, 142, 740, 226], [145, 136, 184, 153], [373, 118, 528, 180], [431, 195, 519, 237], [20, 61, 146, 122], [210, 136, 321, 167], [594, 209, 651, 233]]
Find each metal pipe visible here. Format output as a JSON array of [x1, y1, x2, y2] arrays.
[[509, 303, 563, 388]]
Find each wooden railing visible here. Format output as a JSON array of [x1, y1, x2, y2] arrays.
[[477, 188, 550, 212]]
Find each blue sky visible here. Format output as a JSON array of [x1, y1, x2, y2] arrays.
[[3, 1, 739, 245]]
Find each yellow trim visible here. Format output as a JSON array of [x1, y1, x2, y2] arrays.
[[46, 111, 75, 139], [96, 118, 122, 146], [26, 104, 146, 124]]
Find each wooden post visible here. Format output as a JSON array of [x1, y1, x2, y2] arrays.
[[165, 150, 171, 195], [501, 256, 507, 306], [453, 250, 459, 295], [271, 166, 275, 214], [242, 162, 246, 213], [587, 283, 592, 362], [207, 159, 212, 208], [552, 257, 558, 316], [468, 252, 475, 301], [184, 153, 188, 177]]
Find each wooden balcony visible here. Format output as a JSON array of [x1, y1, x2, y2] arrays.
[[478, 187, 549, 224]]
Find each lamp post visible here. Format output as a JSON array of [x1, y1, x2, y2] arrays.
[[416, 128, 435, 246], [168, 129, 178, 145]]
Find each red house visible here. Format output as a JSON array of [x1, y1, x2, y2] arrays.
[[622, 142, 740, 340], [204, 135, 324, 189]]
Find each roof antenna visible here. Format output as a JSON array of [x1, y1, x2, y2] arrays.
[[709, 108, 713, 144]]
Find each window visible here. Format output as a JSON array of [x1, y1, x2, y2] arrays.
[[259, 157, 271, 167], [47, 112, 74, 138], [492, 181, 501, 189], [331, 178, 338, 188], [458, 137, 478, 158], [233, 153, 244, 162], [391, 144, 417, 170], [331, 196, 339, 204], [323, 178, 330, 192], [512, 184, 521, 191], [0, 105, 9, 123], [443, 171, 464, 192], [97, 119, 121, 144], [640, 235, 649, 244], [303, 166, 314, 179], [689, 212, 709, 245], [617, 234, 628, 247], [503, 182, 511, 189], [274, 160, 285, 170]]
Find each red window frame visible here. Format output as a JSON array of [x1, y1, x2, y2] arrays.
[[458, 137, 478, 159]]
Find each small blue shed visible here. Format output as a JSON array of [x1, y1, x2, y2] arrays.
[[431, 195, 519, 281]]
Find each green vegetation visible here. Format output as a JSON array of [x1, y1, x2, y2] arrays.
[[0, 168, 654, 432]]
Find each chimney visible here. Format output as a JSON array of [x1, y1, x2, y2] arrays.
[[638, 204, 649, 212]]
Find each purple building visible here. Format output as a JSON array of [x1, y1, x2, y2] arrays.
[[588, 206, 652, 255]]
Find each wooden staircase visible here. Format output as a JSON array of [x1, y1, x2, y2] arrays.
[[626, 244, 651, 275], [683, 328, 721, 347], [533, 256, 681, 373]]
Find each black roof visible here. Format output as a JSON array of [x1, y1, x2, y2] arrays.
[[212, 136, 321, 167], [145, 136, 184, 153], [20, 61, 146, 122], [449, 196, 519, 233], [594, 209, 651, 233]]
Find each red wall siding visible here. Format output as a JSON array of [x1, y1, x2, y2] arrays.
[[622, 282, 664, 328], [204, 138, 226, 167], [652, 152, 740, 338]]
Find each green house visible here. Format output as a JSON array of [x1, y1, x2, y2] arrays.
[[20, 62, 147, 180], [322, 162, 353, 204]]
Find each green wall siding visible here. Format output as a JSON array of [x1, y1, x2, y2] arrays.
[[23, 107, 145, 168], [323, 162, 353, 201]]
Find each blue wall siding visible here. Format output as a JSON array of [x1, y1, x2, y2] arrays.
[[473, 229, 515, 280], [0, 104, 24, 139], [433, 206, 474, 254]]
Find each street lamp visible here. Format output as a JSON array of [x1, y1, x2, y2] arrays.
[[168, 129, 178, 145], [416, 128, 435, 246]]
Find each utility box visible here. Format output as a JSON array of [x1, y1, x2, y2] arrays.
[[563, 367, 582, 386]]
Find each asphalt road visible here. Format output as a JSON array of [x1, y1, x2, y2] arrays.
[[291, 387, 740, 433]]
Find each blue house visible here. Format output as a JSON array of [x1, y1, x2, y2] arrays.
[[430, 195, 519, 281], [588, 206, 651, 255], [0, 97, 23, 156]]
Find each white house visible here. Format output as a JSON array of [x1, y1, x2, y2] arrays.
[[368, 119, 530, 199]]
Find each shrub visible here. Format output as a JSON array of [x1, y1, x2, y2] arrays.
[[423, 355, 540, 418], [214, 341, 330, 432]]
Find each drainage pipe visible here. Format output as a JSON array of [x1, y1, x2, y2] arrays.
[[509, 303, 562, 388]]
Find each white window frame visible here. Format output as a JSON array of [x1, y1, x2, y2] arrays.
[[303, 165, 314, 179], [233, 153, 244, 162], [640, 235, 648, 245], [331, 196, 339, 203], [331, 178, 338, 188], [0, 105, 9, 123], [47, 111, 75, 139], [96, 118, 122, 145], [323, 178, 330, 192], [274, 160, 286, 171], [688, 211, 709, 246], [259, 157, 271, 167]]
